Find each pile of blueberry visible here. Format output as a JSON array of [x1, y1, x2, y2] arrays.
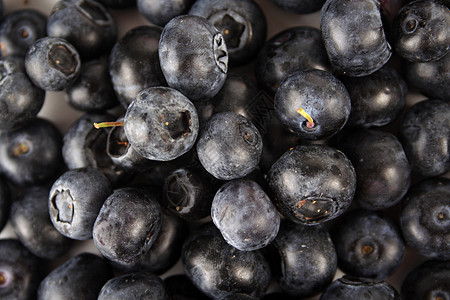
[[0, 0, 449, 299]]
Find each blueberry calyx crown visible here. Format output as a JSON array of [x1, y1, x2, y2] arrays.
[[213, 33, 228, 73]]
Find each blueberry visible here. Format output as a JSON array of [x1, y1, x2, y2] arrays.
[[189, 0, 267, 66], [196, 111, 263, 180], [124, 86, 199, 161], [25, 36, 81, 91], [398, 98, 450, 177], [0, 239, 41, 300], [321, 0, 392, 76], [0, 9, 47, 57], [49, 167, 113, 240], [10, 186, 72, 259], [159, 15, 228, 102], [0, 176, 9, 233], [66, 57, 119, 112], [93, 187, 162, 264], [182, 223, 271, 299], [320, 276, 400, 300], [336, 128, 411, 210], [109, 25, 166, 108], [267, 144, 356, 225], [400, 177, 450, 260], [404, 52, 449, 101], [138, 0, 194, 27], [0, 118, 63, 186], [392, 0, 449, 62], [98, 272, 169, 300], [113, 211, 188, 275], [47, 0, 118, 59], [37, 252, 113, 300], [339, 66, 407, 128], [269, 220, 337, 298], [255, 26, 331, 95], [331, 209, 405, 280], [274, 69, 351, 140], [211, 179, 280, 251], [401, 259, 450, 300], [62, 112, 131, 186], [270, 0, 326, 14], [0, 56, 45, 131]]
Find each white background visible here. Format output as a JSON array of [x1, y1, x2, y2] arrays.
[[0, 0, 443, 298]]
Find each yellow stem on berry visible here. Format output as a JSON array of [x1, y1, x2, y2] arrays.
[[93, 121, 124, 129], [296, 108, 315, 128]]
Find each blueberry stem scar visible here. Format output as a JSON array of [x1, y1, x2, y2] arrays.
[[296, 108, 315, 128], [93, 121, 124, 129]]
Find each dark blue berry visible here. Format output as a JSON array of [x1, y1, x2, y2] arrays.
[[138, 0, 194, 26]]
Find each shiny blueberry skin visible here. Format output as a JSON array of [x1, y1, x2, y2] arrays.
[[162, 167, 216, 221], [49, 167, 112, 240], [10, 186, 72, 259], [182, 223, 271, 299], [66, 57, 119, 112], [339, 66, 407, 128], [47, 0, 118, 59], [138, 0, 194, 26], [25, 36, 81, 91], [98, 272, 169, 300], [320, 276, 400, 300], [269, 221, 337, 298], [159, 15, 228, 102], [337, 128, 411, 210], [0, 56, 45, 131], [0, 239, 41, 300], [392, 0, 449, 62], [211, 179, 280, 251], [93, 187, 162, 264], [0, 9, 47, 57], [62, 112, 130, 186], [404, 52, 449, 101], [124, 86, 199, 161], [331, 209, 405, 280], [109, 25, 166, 108], [196, 111, 263, 180], [268, 144, 356, 225], [398, 99, 450, 177], [321, 0, 392, 76], [275, 69, 351, 140], [115, 211, 188, 275], [0, 176, 10, 233], [37, 252, 113, 300], [401, 259, 450, 300], [270, 0, 326, 14], [400, 177, 450, 260], [255, 26, 331, 95], [189, 0, 267, 66], [0, 118, 63, 186]]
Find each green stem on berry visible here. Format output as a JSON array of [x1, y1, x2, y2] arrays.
[[93, 121, 124, 129]]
